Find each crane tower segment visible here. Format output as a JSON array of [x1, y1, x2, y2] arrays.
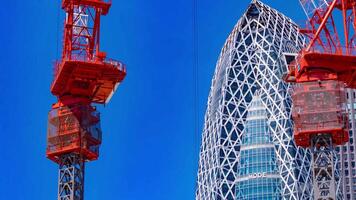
[[47, 1, 126, 199]]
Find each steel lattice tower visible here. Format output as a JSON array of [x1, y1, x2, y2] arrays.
[[58, 154, 85, 200], [196, 1, 315, 199], [311, 134, 337, 199], [46, 1, 126, 199]]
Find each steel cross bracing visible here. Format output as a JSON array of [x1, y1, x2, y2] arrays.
[[299, 0, 332, 19], [298, 0, 356, 54], [311, 134, 337, 200], [58, 154, 85, 200]]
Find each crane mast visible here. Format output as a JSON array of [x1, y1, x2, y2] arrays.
[[284, 0, 356, 199], [47, 1, 126, 199]]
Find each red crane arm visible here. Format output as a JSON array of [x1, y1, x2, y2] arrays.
[[306, 0, 338, 52]]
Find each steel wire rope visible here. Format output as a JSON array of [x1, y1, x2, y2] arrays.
[[56, 1, 60, 60], [193, 0, 199, 196]]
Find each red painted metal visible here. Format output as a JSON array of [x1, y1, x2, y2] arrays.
[[286, 51, 356, 85], [51, 0, 126, 104], [47, 99, 101, 163], [285, 0, 356, 147], [47, 0, 125, 162], [51, 59, 126, 104], [292, 80, 349, 147]]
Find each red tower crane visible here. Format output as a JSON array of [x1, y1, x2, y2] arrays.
[[284, 0, 356, 199], [47, 1, 126, 199]]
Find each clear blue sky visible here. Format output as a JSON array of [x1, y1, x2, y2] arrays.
[[0, 0, 303, 199]]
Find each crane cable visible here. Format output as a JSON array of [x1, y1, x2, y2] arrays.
[[56, 1, 61, 60], [193, 0, 200, 195], [193, 0, 199, 159]]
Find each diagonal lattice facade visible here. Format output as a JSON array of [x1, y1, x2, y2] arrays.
[[195, 1, 316, 199]]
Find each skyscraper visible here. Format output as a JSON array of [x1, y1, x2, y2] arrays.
[[196, 1, 314, 199], [336, 89, 356, 200], [236, 92, 281, 199]]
